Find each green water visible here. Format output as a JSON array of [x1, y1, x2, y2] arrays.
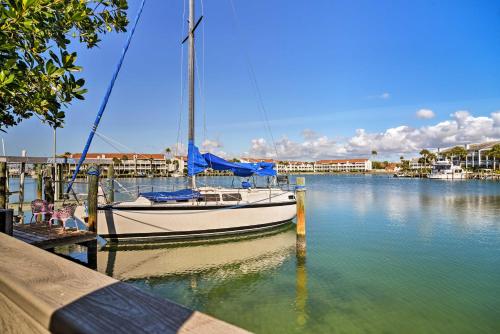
[[90, 175, 500, 333]]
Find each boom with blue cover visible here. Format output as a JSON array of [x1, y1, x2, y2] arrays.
[[187, 143, 276, 177]]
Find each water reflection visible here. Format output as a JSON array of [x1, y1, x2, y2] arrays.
[[97, 224, 296, 281]]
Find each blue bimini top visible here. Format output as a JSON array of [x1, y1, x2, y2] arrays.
[[140, 189, 201, 202]]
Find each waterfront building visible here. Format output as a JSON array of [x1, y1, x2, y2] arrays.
[[439, 140, 500, 169], [314, 159, 372, 172], [276, 161, 315, 174], [66, 153, 184, 177]]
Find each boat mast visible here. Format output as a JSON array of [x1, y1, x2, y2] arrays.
[[188, 0, 196, 188]]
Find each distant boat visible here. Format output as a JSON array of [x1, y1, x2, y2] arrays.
[[428, 160, 466, 179], [75, 0, 296, 241]]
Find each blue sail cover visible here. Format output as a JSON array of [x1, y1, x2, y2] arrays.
[[187, 142, 276, 177], [188, 140, 208, 176], [203, 153, 277, 177], [140, 189, 200, 202]]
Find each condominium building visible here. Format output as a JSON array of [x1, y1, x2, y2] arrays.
[[65, 153, 184, 176], [439, 140, 500, 169], [314, 159, 372, 172]]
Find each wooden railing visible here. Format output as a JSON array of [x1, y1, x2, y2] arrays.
[[0, 233, 248, 334]]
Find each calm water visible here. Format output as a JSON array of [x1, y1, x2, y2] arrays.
[[58, 175, 500, 333]]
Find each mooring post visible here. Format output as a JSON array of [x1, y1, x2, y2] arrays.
[[295, 177, 306, 258], [36, 164, 43, 199], [108, 164, 115, 204], [0, 208, 13, 236], [18, 150, 26, 216], [0, 162, 6, 209], [5, 165, 9, 205], [44, 166, 54, 205], [87, 165, 100, 233], [57, 163, 64, 200]]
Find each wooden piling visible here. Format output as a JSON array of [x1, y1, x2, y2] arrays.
[[44, 166, 54, 204], [0, 162, 6, 209], [5, 165, 9, 205], [57, 163, 64, 200], [87, 165, 100, 233], [36, 164, 43, 199], [0, 209, 13, 236], [18, 150, 26, 215], [108, 164, 115, 204], [296, 177, 306, 258]]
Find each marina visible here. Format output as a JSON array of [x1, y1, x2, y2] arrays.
[[2, 0, 500, 333], [54, 175, 500, 333]]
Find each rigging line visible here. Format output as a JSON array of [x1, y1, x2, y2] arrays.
[[66, 0, 147, 194], [175, 0, 187, 158], [228, 0, 279, 160], [93, 130, 159, 161], [194, 51, 206, 145], [201, 0, 207, 144]]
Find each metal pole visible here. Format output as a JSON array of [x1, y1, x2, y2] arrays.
[[188, 0, 196, 189]]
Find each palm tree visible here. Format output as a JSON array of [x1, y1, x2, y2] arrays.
[[487, 144, 500, 170], [419, 149, 431, 172], [165, 147, 172, 159], [449, 146, 467, 166]]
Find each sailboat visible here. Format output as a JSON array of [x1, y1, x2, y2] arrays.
[[73, 0, 297, 241]]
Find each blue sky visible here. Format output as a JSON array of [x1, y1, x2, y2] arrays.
[[4, 0, 500, 160]]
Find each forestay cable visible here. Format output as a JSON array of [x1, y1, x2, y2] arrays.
[[66, 0, 147, 193]]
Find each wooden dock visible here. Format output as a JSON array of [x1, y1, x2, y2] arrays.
[[13, 223, 96, 250], [0, 233, 247, 334]]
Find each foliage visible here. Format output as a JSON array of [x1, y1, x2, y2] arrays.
[[371, 150, 377, 156], [419, 149, 436, 166], [487, 144, 500, 159], [372, 160, 389, 169], [446, 146, 468, 161], [112, 157, 121, 165], [0, 0, 129, 130], [121, 155, 129, 161]]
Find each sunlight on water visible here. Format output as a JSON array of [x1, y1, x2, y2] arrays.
[[64, 175, 500, 333]]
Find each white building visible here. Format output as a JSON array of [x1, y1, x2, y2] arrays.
[[66, 153, 184, 176], [314, 159, 372, 172]]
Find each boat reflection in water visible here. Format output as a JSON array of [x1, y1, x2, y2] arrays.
[[97, 223, 296, 281]]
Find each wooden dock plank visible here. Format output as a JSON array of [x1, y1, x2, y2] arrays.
[[13, 223, 97, 249], [0, 234, 248, 334]]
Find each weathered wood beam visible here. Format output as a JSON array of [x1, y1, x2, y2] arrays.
[[0, 234, 248, 334]]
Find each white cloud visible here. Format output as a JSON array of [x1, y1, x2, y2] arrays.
[[248, 111, 500, 159], [416, 108, 435, 119], [367, 92, 391, 100]]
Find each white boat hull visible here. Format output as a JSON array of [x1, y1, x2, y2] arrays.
[[75, 188, 297, 240], [96, 202, 296, 240], [428, 174, 466, 179]]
